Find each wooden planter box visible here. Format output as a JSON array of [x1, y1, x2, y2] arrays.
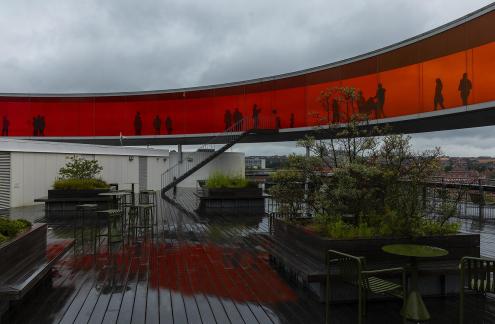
[[195, 187, 265, 215], [273, 218, 480, 264], [204, 187, 263, 198], [48, 188, 109, 198], [39, 189, 112, 219], [0, 223, 47, 276]]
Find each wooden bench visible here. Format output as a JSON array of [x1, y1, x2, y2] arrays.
[[0, 225, 74, 321], [251, 234, 326, 284]]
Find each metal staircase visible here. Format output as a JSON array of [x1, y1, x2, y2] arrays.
[[160, 117, 277, 198]]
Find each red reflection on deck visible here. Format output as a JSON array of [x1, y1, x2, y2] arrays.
[[66, 242, 297, 304]]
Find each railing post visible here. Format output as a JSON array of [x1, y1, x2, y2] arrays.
[[422, 185, 427, 211], [479, 179, 485, 224], [304, 145, 310, 217]]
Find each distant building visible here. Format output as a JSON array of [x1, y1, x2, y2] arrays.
[[246, 156, 266, 169]]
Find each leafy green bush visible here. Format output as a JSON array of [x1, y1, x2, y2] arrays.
[[54, 155, 108, 190], [206, 172, 251, 189], [417, 219, 460, 236], [53, 178, 109, 190], [0, 218, 32, 244], [58, 155, 103, 179], [307, 216, 458, 239]]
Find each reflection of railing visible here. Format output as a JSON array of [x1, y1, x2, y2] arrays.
[[160, 116, 277, 197]]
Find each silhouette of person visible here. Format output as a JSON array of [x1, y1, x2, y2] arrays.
[[165, 116, 173, 134], [233, 108, 242, 130], [458, 73, 472, 106], [375, 83, 386, 118], [252, 104, 261, 128], [224, 110, 232, 130], [357, 90, 366, 115], [272, 109, 281, 129], [134, 112, 142, 135], [33, 116, 38, 136], [434, 78, 445, 110], [2, 116, 9, 136], [39, 115, 46, 136], [153, 115, 161, 134], [332, 99, 340, 123], [290, 113, 295, 128]]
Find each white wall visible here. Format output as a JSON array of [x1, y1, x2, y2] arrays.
[[9, 152, 165, 207], [168, 151, 245, 188], [147, 156, 168, 190]]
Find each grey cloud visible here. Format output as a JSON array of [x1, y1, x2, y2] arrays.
[[0, 0, 491, 93]]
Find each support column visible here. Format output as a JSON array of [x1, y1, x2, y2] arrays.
[[304, 145, 310, 217], [479, 179, 485, 224], [178, 144, 183, 164]]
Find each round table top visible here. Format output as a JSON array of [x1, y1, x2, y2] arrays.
[[382, 244, 449, 258]]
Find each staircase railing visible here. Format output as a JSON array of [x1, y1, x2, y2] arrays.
[[160, 116, 276, 196]]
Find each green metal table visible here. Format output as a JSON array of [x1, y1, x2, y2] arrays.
[[382, 244, 448, 322]]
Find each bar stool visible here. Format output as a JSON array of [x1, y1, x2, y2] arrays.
[[74, 204, 98, 254], [127, 204, 154, 243], [117, 191, 134, 226], [94, 209, 124, 255], [139, 190, 158, 225]]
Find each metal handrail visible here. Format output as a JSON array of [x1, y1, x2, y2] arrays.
[[160, 115, 276, 193]]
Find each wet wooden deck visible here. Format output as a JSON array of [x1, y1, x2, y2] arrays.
[[2, 189, 495, 323]]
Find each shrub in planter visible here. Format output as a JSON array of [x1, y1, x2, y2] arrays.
[[0, 217, 32, 244], [205, 172, 255, 189], [53, 155, 109, 190], [53, 178, 109, 190]]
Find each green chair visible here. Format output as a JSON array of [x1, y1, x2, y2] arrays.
[[326, 250, 407, 324], [459, 256, 495, 324]]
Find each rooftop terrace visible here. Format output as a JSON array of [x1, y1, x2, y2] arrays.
[[1, 189, 495, 323]]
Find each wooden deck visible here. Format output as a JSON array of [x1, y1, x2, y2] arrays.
[[1, 189, 495, 323]]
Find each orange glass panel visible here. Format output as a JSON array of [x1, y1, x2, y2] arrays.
[[305, 81, 340, 126], [378, 64, 420, 118], [341, 74, 379, 119], [422, 51, 467, 111], [473, 42, 495, 105]]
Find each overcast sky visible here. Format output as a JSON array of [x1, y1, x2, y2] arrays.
[[0, 0, 494, 156]]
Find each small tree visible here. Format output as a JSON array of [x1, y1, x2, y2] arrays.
[[58, 155, 103, 179], [269, 85, 461, 238]]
